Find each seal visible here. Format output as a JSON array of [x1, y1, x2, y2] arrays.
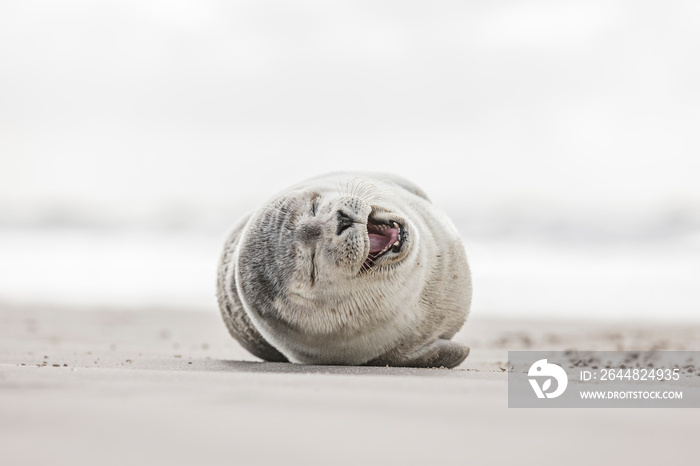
[[216, 172, 472, 368]]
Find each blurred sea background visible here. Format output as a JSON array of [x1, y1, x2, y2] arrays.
[[1, 0, 698, 322]]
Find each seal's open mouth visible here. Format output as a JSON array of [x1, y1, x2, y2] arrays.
[[363, 218, 403, 269]]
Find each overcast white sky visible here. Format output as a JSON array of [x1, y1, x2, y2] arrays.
[[1, 0, 699, 222], [1, 1, 699, 319]]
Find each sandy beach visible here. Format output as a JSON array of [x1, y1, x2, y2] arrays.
[[2, 1, 700, 465], [2, 305, 698, 466]]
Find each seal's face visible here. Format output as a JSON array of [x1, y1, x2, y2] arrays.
[[236, 188, 413, 333]]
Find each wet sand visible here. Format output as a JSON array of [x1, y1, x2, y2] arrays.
[[1, 305, 699, 466]]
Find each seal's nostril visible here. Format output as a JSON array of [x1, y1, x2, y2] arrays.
[[336, 210, 353, 235]]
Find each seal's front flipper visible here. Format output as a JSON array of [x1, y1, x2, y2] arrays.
[[368, 339, 470, 369], [402, 340, 470, 368]]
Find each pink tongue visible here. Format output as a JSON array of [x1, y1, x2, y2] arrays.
[[368, 227, 399, 254], [369, 234, 391, 253]]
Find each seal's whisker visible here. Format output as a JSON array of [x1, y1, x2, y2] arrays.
[[335, 181, 346, 200], [348, 177, 361, 199], [349, 178, 359, 198], [355, 183, 371, 202], [360, 256, 378, 276], [335, 177, 382, 207], [356, 179, 389, 205], [338, 178, 359, 200], [343, 180, 367, 205], [368, 191, 389, 205]]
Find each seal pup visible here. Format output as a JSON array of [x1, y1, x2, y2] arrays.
[[217, 172, 472, 368]]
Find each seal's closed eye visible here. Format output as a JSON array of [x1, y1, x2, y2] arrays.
[[309, 251, 317, 286], [310, 195, 320, 216]]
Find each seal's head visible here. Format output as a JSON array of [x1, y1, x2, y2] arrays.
[[236, 186, 415, 337]]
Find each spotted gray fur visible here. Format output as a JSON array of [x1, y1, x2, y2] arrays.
[[217, 172, 472, 368]]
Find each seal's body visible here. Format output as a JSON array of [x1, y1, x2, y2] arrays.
[[217, 172, 471, 368]]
